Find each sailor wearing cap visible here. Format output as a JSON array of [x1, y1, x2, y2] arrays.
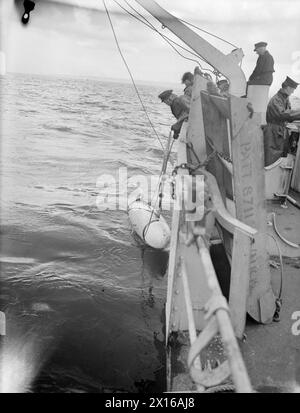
[[263, 76, 300, 166], [181, 72, 194, 100], [158, 89, 190, 138], [248, 42, 275, 86], [217, 79, 230, 97]]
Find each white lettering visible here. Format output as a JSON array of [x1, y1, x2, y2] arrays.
[[291, 311, 300, 336]]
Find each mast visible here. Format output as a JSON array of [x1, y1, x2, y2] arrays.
[[134, 0, 246, 97]]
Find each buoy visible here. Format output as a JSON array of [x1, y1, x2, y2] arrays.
[[128, 200, 170, 250]]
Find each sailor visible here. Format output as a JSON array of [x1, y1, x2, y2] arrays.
[[248, 42, 275, 86], [181, 71, 194, 100], [158, 90, 190, 139], [206, 81, 221, 96], [217, 79, 230, 97], [263, 76, 300, 166]]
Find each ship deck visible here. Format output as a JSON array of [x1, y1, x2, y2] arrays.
[[168, 191, 300, 393], [241, 191, 300, 393]]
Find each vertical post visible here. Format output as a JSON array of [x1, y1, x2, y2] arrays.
[[229, 97, 276, 323], [229, 228, 251, 338]]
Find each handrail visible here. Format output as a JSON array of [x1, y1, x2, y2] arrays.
[[165, 123, 190, 341], [187, 234, 253, 393], [180, 258, 204, 393], [166, 123, 253, 391]]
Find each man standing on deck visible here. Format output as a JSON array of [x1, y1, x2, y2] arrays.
[[247, 42, 275, 123], [248, 42, 275, 86], [158, 90, 190, 139], [181, 72, 194, 102], [217, 79, 230, 97], [263, 76, 300, 166]]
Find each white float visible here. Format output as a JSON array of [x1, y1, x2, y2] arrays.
[[128, 200, 170, 250]]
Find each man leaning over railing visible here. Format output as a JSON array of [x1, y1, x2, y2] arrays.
[[158, 89, 190, 139]]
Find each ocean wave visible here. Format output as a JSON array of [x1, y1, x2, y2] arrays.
[[1, 73, 168, 394], [42, 124, 74, 133]]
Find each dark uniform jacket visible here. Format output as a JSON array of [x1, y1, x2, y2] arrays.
[[263, 89, 292, 166], [248, 51, 275, 86], [170, 97, 190, 138], [171, 96, 189, 119]]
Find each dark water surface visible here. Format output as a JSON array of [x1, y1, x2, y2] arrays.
[[0, 73, 176, 392]]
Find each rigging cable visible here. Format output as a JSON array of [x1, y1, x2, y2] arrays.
[[265, 232, 284, 322], [112, 0, 215, 74], [127, 0, 235, 71], [177, 18, 239, 50], [266, 233, 284, 300], [102, 0, 165, 151], [143, 133, 176, 240], [121, 0, 209, 68], [126, 0, 243, 72], [102, 0, 175, 242]]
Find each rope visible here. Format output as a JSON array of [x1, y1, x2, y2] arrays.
[[264, 232, 284, 322], [266, 233, 284, 300], [119, 0, 204, 63], [148, 131, 174, 209], [185, 141, 218, 170], [112, 0, 216, 75], [178, 18, 239, 49], [143, 132, 176, 241], [124, 4, 240, 63], [158, 138, 175, 210], [186, 142, 201, 165], [103, 0, 182, 244], [102, 0, 165, 151]]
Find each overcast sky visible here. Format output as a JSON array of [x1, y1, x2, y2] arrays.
[[1, 0, 300, 96]]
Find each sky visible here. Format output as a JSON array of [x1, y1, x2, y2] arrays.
[[1, 0, 300, 96]]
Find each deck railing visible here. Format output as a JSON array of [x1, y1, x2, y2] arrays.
[[166, 122, 255, 392]]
